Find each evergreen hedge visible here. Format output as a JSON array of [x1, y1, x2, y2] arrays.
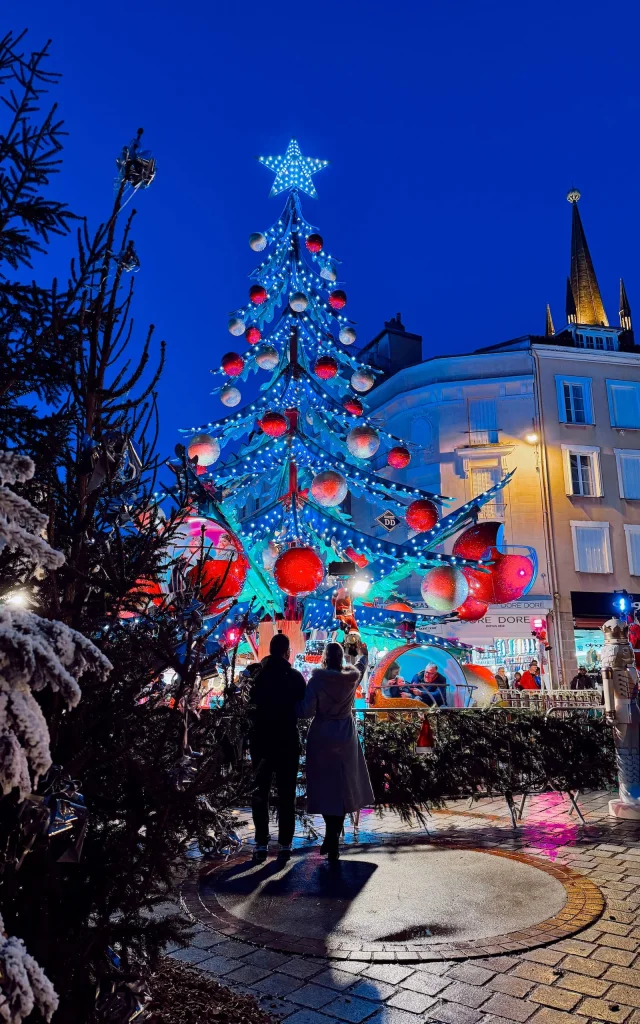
[[361, 709, 617, 822]]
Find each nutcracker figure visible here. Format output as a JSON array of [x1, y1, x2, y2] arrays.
[[601, 616, 640, 819]]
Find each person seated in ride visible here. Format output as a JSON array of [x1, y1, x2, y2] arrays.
[[518, 660, 541, 690], [382, 661, 406, 698], [411, 663, 447, 706]]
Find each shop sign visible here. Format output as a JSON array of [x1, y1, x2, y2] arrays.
[[415, 597, 552, 640]]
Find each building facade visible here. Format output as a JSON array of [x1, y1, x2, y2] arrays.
[[359, 191, 640, 687]]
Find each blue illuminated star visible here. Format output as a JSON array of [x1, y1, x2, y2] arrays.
[[258, 139, 329, 198]]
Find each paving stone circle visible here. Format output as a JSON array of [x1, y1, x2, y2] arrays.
[[185, 839, 604, 963]]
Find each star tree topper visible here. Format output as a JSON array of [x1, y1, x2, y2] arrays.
[[258, 139, 329, 198]]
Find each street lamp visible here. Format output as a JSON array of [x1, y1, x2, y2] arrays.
[[525, 432, 539, 444]]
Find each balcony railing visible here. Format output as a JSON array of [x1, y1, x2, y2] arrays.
[[467, 428, 501, 446]]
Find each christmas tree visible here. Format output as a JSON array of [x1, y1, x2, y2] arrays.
[[182, 140, 536, 654]]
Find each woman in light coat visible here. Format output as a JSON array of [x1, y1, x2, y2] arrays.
[[298, 640, 374, 860]]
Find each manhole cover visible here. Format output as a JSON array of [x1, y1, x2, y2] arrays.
[[194, 841, 604, 960]]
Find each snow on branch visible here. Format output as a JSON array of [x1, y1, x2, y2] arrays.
[[0, 452, 63, 570], [0, 607, 112, 797], [0, 913, 58, 1024]]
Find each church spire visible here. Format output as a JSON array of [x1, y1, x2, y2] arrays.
[[620, 278, 632, 331], [567, 188, 608, 326], [566, 278, 577, 324], [545, 303, 555, 337]]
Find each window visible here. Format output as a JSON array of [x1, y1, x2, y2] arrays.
[[625, 526, 640, 575], [468, 398, 498, 444], [607, 338, 615, 351], [607, 380, 640, 428], [570, 521, 612, 573], [561, 444, 603, 497], [470, 466, 504, 520], [614, 449, 640, 499], [555, 375, 593, 424], [570, 453, 595, 495]]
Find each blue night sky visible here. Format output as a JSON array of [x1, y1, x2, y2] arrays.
[[13, 0, 640, 457]]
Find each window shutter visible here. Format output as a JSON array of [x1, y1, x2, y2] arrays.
[[627, 531, 640, 575], [611, 385, 640, 428]]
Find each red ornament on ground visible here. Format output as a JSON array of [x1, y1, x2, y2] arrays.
[[456, 595, 489, 622], [314, 355, 338, 379], [491, 552, 535, 603], [221, 352, 244, 376], [452, 521, 503, 560], [328, 289, 347, 310], [259, 411, 288, 437], [306, 233, 323, 253], [345, 546, 368, 568], [274, 546, 325, 596], [187, 551, 248, 613], [245, 326, 261, 345], [343, 397, 364, 417], [249, 284, 268, 305], [461, 566, 495, 604], [405, 499, 439, 533], [387, 446, 411, 469]]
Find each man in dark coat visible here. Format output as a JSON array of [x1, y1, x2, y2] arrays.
[[249, 633, 306, 860], [570, 665, 591, 690]]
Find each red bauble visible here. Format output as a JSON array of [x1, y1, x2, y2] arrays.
[[306, 233, 323, 253], [187, 551, 248, 613], [456, 595, 489, 622], [119, 577, 164, 619], [314, 355, 338, 379], [245, 326, 261, 345], [387, 446, 411, 469], [345, 546, 369, 568], [461, 566, 494, 604], [491, 553, 535, 603], [273, 546, 325, 596], [249, 284, 268, 305], [452, 522, 503, 561], [405, 499, 439, 533], [328, 289, 347, 310], [221, 351, 244, 377], [343, 397, 364, 417], [259, 411, 288, 437]]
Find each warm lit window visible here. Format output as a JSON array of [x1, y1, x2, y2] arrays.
[[607, 380, 640, 428], [555, 375, 593, 425], [625, 526, 640, 575], [570, 521, 612, 573], [561, 444, 602, 497], [614, 449, 640, 499]]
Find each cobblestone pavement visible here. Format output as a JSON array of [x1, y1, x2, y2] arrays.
[[166, 791, 640, 1023]]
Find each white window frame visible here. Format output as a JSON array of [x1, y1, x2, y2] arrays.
[[570, 520, 612, 573], [606, 380, 640, 429], [614, 448, 640, 499], [561, 444, 603, 497], [624, 525, 640, 576], [555, 375, 594, 425]]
